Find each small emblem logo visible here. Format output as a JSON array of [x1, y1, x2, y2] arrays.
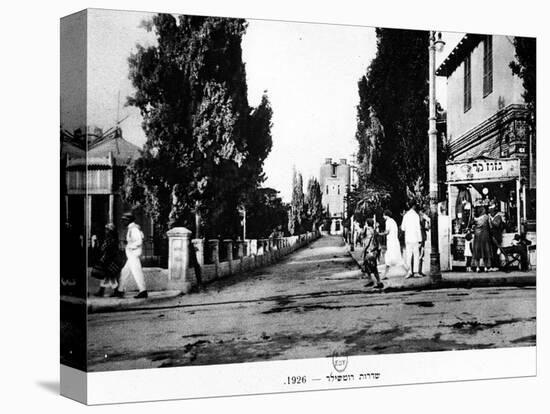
[[331, 348, 348, 373]]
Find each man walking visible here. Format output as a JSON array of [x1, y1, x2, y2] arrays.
[[114, 212, 148, 299], [401, 200, 422, 279]]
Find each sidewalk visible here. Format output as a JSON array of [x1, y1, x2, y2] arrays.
[[61, 290, 183, 313], [348, 244, 536, 292]]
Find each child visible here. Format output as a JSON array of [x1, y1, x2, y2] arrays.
[[510, 233, 531, 271], [362, 219, 383, 288], [464, 231, 473, 272]]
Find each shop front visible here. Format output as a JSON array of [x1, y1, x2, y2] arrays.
[[446, 157, 535, 269]]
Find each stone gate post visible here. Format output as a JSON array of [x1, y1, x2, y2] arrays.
[[167, 227, 193, 293]]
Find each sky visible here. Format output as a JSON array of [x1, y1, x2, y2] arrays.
[[62, 9, 464, 202]]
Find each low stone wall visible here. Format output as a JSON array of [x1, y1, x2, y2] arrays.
[[166, 229, 321, 293], [86, 231, 320, 294]]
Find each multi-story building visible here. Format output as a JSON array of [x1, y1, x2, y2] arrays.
[[437, 33, 536, 268], [319, 158, 351, 234]]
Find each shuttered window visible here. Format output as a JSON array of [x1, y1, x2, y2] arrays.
[[464, 54, 472, 112], [483, 36, 493, 97]]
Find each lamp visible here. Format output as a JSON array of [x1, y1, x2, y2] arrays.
[[434, 31, 445, 52]]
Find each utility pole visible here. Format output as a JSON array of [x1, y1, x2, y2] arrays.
[[428, 31, 445, 281]]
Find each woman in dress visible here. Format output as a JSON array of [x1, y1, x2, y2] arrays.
[[92, 223, 124, 297], [379, 209, 404, 279], [471, 206, 493, 272], [361, 218, 383, 288]]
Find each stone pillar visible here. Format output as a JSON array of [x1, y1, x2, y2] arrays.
[[192, 238, 204, 266], [108, 194, 114, 223], [224, 240, 234, 262], [167, 227, 193, 293], [250, 239, 258, 255], [208, 239, 219, 272], [237, 240, 245, 258]]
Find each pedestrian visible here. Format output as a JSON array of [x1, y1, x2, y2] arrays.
[[92, 223, 125, 297], [417, 207, 429, 277], [362, 218, 383, 288], [464, 230, 473, 272], [488, 204, 505, 271], [401, 200, 423, 279], [190, 240, 204, 291], [114, 212, 148, 299], [379, 209, 403, 280], [508, 233, 532, 271], [471, 206, 492, 272]]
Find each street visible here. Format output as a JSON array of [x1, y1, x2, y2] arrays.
[[87, 235, 536, 372]]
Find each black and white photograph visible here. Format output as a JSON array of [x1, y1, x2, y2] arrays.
[[57, 3, 538, 405]]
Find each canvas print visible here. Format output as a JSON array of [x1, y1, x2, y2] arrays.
[[60, 8, 536, 403]]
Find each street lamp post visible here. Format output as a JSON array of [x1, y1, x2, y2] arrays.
[[428, 31, 444, 281]]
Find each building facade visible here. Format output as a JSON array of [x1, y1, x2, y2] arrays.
[[319, 158, 351, 234], [61, 126, 161, 266], [437, 33, 536, 268]]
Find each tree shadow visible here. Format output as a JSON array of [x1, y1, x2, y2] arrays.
[[36, 380, 59, 395]]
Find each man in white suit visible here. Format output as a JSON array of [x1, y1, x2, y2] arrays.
[[401, 200, 422, 279], [114, 212, 148, 299]]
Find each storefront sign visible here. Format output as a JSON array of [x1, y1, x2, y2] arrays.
[[447, 158, 520, 182]]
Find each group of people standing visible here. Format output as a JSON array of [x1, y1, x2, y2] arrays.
[[91, 212, 149, 299], [464, 204, 506, 272], [360, 199, 428, 287]]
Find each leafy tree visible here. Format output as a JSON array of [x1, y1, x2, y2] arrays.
[[510, 37, 536, 118], [510, 36, 536, 217], [304, 177, 324, 231], [124, 14, 272, 238], [355, 28, 430, 213], [244, 188, 288, 239], [288, 167, 305, 235]]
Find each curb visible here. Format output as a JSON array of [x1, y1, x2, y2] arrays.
[[61, 290, 183, 313], [346, 244, 536, 293]]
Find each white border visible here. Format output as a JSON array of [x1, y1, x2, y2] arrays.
[[1, 0, 547, 412], [84, 347, 536, 404]]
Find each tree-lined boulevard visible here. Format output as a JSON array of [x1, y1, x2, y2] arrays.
[[59, 13, 537, 373], [87, 236, 535, 371]]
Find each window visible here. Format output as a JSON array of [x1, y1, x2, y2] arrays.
[[464, 54, 472, 112], [331, 164, 337, 177], [483, 36, 493, 97], [337, 185, 340, 195], [326, 185, 329, 195]]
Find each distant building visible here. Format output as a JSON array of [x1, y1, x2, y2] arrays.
[[437, 33, 536, 268], [319, 158, 351, 234]]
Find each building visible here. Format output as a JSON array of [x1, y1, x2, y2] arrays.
[[319, 158, 351, 234], [61, 126, 160, 265], [437, 33, 536, 268]]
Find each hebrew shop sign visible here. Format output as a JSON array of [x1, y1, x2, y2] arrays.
[[447, 158, 520, 183]]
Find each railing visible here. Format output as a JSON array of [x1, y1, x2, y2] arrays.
[[165, 229, 321, 293]]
